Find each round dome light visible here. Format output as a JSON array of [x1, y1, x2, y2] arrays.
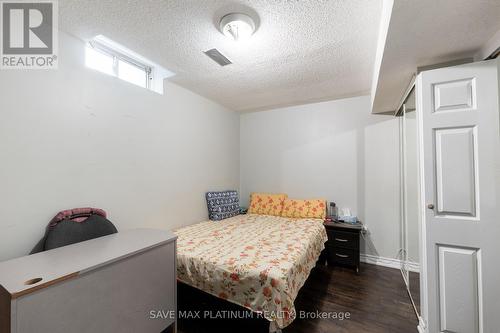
[[219, 13, 255, 41]]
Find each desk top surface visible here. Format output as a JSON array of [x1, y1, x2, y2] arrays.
[[0, 228, 176, 297], [324, 221, 363, 230]]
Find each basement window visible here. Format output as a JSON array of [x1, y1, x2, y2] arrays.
[[85, 35, 174, 94]]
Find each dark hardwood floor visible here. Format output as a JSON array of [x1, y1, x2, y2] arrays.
[[175, 262, 418, 333]]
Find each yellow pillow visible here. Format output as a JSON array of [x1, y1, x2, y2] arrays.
[[281, 198, 326, 219], [248, 193, 288, 216]]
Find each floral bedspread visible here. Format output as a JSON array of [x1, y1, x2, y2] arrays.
[[174, 214, 328, 329]]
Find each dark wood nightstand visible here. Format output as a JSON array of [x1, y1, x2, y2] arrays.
[[324, 221, 362, 273]]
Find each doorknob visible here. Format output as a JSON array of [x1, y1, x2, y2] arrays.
[[427, 204, 434, 209]]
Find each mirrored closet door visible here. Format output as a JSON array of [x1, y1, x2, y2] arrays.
[[398, 86, 420, 317]]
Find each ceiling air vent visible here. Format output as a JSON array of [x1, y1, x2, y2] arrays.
[[204, 48, 232, 66]]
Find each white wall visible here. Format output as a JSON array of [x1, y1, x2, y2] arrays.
[[240, 96, 401, 259], [0, 31, 240, 261]]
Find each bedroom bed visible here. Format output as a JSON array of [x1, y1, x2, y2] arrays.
[[174, 213, 328, 332]]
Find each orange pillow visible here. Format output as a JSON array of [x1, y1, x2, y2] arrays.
[[248, 193, 288, 216], [281, 198, 326, 219]]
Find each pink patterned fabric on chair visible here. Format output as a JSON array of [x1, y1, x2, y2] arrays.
[[48, 207, 107, 226]]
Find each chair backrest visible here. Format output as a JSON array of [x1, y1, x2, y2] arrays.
[[44, 214, 117, 251], [30, 211, 118, 254]]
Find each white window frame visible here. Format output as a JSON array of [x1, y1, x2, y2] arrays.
[[84, 35, 175, 94], [88, 40, 152, 89]]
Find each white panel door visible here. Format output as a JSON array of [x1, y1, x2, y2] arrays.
[[417, 59, 500, 333]]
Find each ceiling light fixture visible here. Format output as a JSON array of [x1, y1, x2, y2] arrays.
[[219, 13, 255, 42]]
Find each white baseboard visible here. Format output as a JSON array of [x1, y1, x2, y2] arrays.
[[360, 253, 420, 272]]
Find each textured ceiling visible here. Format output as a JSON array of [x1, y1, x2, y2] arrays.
[[372, 0, 500, 114], [59, 0, 382, 112]]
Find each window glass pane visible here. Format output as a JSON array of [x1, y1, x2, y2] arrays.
[[117, 60, 147, 88], [85, 47, 114, 76]]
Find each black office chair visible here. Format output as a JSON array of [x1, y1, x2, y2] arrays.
[[30, 208, 117, 254]]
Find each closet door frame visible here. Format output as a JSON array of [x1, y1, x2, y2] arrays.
[[397, 82, 421, 321]]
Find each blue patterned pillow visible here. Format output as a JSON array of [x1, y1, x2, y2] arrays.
[[206, 190, 240, 221]]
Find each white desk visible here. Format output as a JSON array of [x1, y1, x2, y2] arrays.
[[0, 228, 177, 333]]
